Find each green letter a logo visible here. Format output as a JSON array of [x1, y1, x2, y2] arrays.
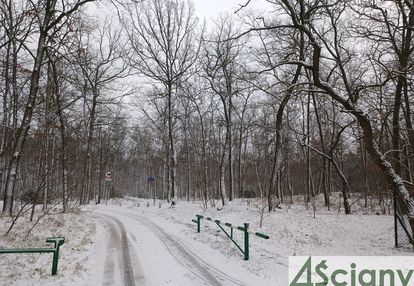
[[290, 257, 313, 286]]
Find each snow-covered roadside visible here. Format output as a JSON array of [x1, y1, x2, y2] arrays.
[[1, 198, 412, 285], [0, 205, 98, 286], [107, 197, 414, 284], [91, 205, 275, 285]]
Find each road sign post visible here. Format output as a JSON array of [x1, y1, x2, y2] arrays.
[[105, 172, 112, 182], [147, 177, 155, 205], [105, 172, 112, 205]]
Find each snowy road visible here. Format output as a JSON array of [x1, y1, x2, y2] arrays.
[[92, 213, 145, 286], [88, 207, 253, 286]]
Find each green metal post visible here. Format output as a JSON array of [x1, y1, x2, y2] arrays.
[[52, 250, 58, 275], [244, 223, 249, 260], [192, 216, 268, 261], [46, 237, 65, 275], [0, 237, 65, 275], [255, 232, 270, 239]]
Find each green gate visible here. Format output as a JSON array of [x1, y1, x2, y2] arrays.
[[192, 214, 269, 260], [0, 237, 65, 275]]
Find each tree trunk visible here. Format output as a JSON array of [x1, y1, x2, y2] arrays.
[[97, 127, 103, 204], [184, 117, 190, 201], [219, 163, 227, 206], [312, 94, 329, 208], [80, 91, 98, 205], [267, 63, 302, 211], [167, 83, 176, 199], [2, 11, 51, 215], [228, 93, 234, 201], [360, 138, 369, 208], [311, 44, 414, 224]]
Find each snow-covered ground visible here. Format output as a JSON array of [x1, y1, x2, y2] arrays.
[[101, 197, 413, 284], [0, 197, 412, 285], [86, 205, 270, 285], [0, 205, 98, 285]]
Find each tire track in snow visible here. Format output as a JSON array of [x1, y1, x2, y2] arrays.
[[93, 213, 145, 286], [101, 218, 116, 285], [111, 209, 246, 286]]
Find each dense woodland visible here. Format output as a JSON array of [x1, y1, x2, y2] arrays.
[[1, 0, 414, 235]]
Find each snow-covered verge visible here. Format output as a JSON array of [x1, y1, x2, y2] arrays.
[[110, 197, 414, 283], [1, 197, 412, 285], [0, 203, 98, 286]]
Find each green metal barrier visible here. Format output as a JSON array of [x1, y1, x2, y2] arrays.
[[192, 215, 269, 260], [0, 237, 65, 275]]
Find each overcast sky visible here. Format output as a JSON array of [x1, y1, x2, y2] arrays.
[[192, 0, 271, 25], [93, 0, 271, 28], [193, 0, 246, 20]]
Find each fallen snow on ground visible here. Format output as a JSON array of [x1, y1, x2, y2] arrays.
[[0, 205, 98, 286], [107, 197, 414, 284], [0, 197, 412, 285], [85, 205, 269, 285]]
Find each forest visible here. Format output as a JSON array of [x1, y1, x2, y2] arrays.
[[0, 0, 413, 237]]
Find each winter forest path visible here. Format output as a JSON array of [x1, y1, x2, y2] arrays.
[[92, 212, 144, 286], [88, 206, 247, 286]]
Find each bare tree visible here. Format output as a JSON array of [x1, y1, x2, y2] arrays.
[[245, 13, 306, 211], [351, 1, 414, 177], [2, 0, 95, 216], [183, 77, 211, 208], [272, 0, 414, 229], [122, 0, 201, 200], [0, 0, 34, 208], [203, 15, 246, 205], [71, 17, 129, 205]]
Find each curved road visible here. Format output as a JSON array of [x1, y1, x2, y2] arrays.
[[90, 207, 246, 286]]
